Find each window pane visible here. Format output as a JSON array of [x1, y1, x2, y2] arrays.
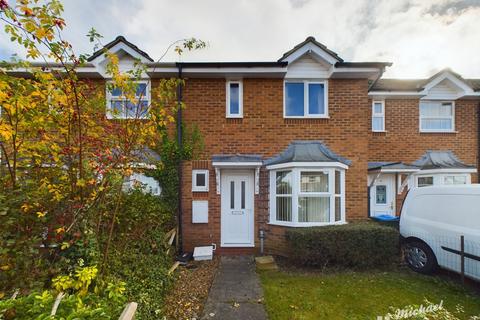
[[285, 82, 304, 116], [301, 172, 328, 192], [373, 102, 383, 114], [372, 117, 384, 131], [445, 176, 467, 185], [125, 100, 149, 118], [196, 173, 206, 187], [111, 87, 122, 96], [299, 197, 330, 222], [376, 185, 387, 204], [241, 181, 245, 209], [111, 100, 124, 114], [418, 176, 433, 187], [276, 171, 292, 194], [335, 170, 341, 194], [421, 119, 452, 130], [136, 83, 147, 97], [276, 196, 292, 221], [230, 181, 235, 209], [308, 83, 325, 115], [229, 83, 240, 115], [335, 197, 341, 221], [454, 176, 467, 184]]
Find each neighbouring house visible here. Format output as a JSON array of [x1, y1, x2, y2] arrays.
[[4, 36, 480, 255]]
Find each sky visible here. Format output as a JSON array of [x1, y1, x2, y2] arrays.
[[1, 0, 480, 78]]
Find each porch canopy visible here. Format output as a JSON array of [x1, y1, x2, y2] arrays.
[[368, 162, 419, 173], [211, 154, 263, 194], [413, 150, 477, 173], [264, 141, 351, 169]]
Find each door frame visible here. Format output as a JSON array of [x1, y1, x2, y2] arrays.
[[369, 173, 396, 217], [220, 169, 255, 247]]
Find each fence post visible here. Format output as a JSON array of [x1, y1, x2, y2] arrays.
[[460, 235, 465, 285], [119, 302, 138, 320]]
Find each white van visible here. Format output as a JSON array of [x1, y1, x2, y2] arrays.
[[400, 185, 480, 281]]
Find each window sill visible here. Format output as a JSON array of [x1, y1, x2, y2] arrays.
[[268, 221, 347, 228], [372, 130, 387, 133], [284, 116, 330, 119], [226, 115, 243, 119], [419, 130, 458, 134]]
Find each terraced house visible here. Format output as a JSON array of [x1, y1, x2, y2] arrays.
[[13, 36, 480, 255]]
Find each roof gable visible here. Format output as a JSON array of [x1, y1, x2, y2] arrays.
[[420, 69, 474, 99], [88, 36, 154, 64], [279, 37, 343, 65]]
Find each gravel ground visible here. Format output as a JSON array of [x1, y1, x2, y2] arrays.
[[163, 257, 220, 320]]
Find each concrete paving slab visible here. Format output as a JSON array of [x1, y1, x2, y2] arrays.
[[201, 256, 267, 320]]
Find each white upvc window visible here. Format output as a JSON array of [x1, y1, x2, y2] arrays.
[[419, 101, 455, 132], [192, 169, 209, 192], [226, 80, 243, 118], [284, 80, 328, 118], [269, 167, 345, 226], [106, 80, 150, 119], [372, 100, 385, 132], [444, 175, 467, 185]]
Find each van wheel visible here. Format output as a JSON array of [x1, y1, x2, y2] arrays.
[[404, 241, 437, 274]]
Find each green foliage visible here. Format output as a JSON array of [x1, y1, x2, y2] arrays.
[[150, 124, 204, 213], [0, 265, 126, 319], [285, 222, 400, 269], [106, 190, 174, 319]]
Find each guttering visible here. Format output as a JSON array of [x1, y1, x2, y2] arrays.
[[266, 161, 349, 170], [177, 64, 184, 253]]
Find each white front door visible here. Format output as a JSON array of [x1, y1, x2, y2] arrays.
[[221, 170, 254, 247], [370, 174, 396, 217]]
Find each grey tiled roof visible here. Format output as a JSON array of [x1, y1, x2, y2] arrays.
[[212, 154, 262, 163], [413, 151, 475, 170], [88, 36, 154, 62], [279, 36, 344, 62], [264, 141, 351, 166]]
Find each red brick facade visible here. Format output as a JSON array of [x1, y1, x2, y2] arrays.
[[180, 77, 479, 255]]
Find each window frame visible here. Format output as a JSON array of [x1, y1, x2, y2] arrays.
[[416, 175, 434, 187], [283, 80, 329, 119], [226, 80, 243, 118], [192, 169, 209, 192], [372, 100, 385, 132], [269, 166, 345, 227], [419, 100, 455, 133], [106, 80, 151, 120]]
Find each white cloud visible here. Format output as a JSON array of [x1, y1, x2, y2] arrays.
[[1, 0, 479, 78]]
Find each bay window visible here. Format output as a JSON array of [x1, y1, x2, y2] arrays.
[[419, 101, 454, 132], [270, 167, 345, 226], [284, 80, 328, 118]]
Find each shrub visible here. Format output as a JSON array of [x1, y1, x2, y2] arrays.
[[285, 222, 400, 269]]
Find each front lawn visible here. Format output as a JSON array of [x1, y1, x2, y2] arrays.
[[260, 269, 480, 319]]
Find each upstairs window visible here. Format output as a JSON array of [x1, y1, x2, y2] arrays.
[[107, 81, 150, 119], [226, 80, 243, 118], [419, 101, 454, 132], [372, 100, 385, 132], [284, 81, 328, 118]]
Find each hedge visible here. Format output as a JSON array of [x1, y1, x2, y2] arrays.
[[285, 222, 400, 269]]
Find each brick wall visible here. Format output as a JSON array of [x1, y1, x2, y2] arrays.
[[369, 98, 479, 215], [181, 77, 371, 254]]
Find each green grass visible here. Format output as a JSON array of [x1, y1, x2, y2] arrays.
[[259, 269, 480, 320]]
